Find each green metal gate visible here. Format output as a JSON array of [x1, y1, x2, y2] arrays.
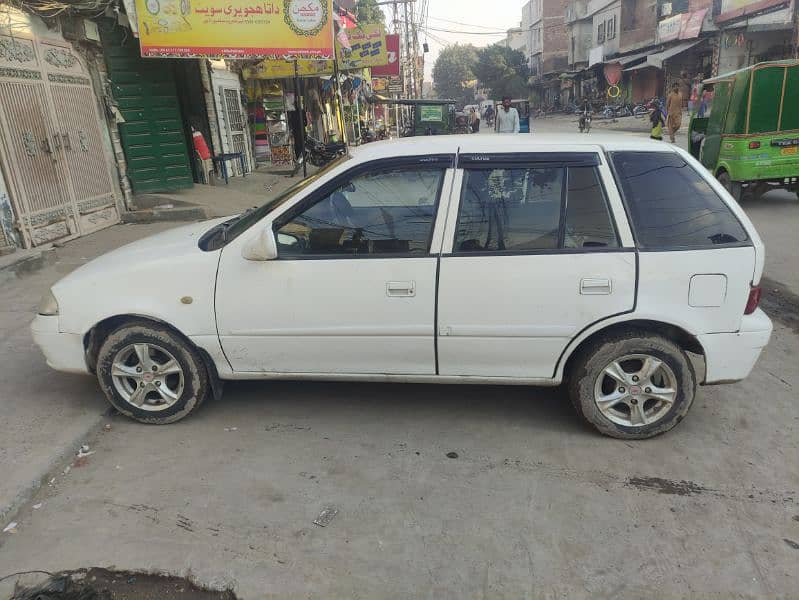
[[100, 22, 193, 193]]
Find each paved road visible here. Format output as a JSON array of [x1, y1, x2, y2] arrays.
[[0, 124, 797, 598]]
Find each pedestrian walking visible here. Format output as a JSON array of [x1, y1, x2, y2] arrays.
[[666, 83, 683, 143], [469, 107, 480, 133], [495, 96, 520, 133], [650, 100, 665, 140]]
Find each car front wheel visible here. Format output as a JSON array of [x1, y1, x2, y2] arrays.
[[97, 321, 209, 424], [568, 332, 696, 439]]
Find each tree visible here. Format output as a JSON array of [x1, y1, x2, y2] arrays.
[[432, 44, 478, 107], [473, 45, 530, 101], [353, 0, 386, 26]]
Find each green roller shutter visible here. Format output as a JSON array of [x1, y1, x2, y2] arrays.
[[100, 22, 193, 193]]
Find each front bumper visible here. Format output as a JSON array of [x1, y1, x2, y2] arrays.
[[698, 308, 773, 384], [30, 314, 90, 374]]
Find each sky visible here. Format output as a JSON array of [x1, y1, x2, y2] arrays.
[[378, 0, 524, 81]]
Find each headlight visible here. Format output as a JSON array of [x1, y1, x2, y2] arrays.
[[38, 289, 59, 316]]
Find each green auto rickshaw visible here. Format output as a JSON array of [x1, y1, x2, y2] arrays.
[[688, 59, 799, 201]]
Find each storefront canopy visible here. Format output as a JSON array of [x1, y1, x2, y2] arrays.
[[613, 50, 651, 66], [647, 40, 704, 69]]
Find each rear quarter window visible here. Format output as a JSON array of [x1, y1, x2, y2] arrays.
[[610, 151, 749, 249]]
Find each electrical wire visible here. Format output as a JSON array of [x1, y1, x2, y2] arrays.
[[415, 14, 510, 30], [421, 25, 508, 35]]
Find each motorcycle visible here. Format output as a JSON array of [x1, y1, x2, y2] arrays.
[[578, 110, 592, 133], [305, 135, 346, 167], [633, 97, 659, 118]]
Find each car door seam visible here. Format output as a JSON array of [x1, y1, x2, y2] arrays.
[[212, 249, 235, 372]]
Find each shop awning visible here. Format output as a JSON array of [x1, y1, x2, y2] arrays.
[[614, 50, 651, 66], [624, 62, 656, 72], [644, 39, 704, 69]]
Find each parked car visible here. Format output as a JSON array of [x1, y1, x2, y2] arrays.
[[32, 135, 772, 439], [688, 59, 799, 201]]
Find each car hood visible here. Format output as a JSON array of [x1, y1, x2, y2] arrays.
[[51, 217, 230, 336], [53, 218, 227, 294]]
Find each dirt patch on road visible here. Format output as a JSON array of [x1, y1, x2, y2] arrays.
[[760, 277, 799, 335], [625, 476, 713, 496], [7, 568, 237, 600]]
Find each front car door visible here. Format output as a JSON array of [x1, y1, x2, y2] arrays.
[[215, 155, 454, 375], [437, 150, 636, 379]]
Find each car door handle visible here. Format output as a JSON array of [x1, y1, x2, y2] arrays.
[[580, 277, 612, 295], [386, 281, 415, 297]]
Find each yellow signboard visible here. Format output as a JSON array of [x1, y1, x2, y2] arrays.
[[135, 0, 334, 58], [336, 23, 387, 69], [242, 59, 333, 78]]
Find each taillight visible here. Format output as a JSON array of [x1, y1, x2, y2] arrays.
[[744, 286, 762, 314], [748, 141, 761, 149]]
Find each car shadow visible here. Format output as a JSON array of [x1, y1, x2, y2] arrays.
[[202, 379, 586, 436]]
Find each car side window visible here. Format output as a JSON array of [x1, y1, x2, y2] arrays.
[[276, 167, 444, 256], [610, 151, 749, 249], [564, 167, 619, 249], [455, 167, 563, 251], [454, 165, 618, 252]]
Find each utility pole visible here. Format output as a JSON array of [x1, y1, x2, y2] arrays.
[[403, 0, 411, 98]]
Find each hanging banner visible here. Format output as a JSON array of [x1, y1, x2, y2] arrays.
[[336, 23, 388, 69], [371, 33, 399, 76], [242, 59, 333, 78], [603, 62, 622, 86], [658, 8, 708, 42], [134, 0, 334, 58]]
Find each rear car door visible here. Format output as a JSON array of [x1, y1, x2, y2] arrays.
[[437, 152, 636, 379]]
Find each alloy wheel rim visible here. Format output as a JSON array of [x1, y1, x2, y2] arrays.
[[593, 354, 678, 428], [111, 343, 184, 411]]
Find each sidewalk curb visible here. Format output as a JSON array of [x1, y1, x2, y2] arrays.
[[0, 245, 54, 274], [0, 408, 112, 526], [121, 206, 210, 224]]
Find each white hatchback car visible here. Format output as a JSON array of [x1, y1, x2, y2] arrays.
[[32, 135, 772, 439]]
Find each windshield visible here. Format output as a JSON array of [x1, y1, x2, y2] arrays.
[[221, 154, 351, 243]]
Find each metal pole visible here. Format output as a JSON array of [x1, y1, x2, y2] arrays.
[[293, 60, 307, 177], [332, 58, 348, 145]]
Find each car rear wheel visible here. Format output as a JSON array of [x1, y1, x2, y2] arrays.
[[97, 321, 209, 424], [568, 332, 696, 439], [717, 170, 742, 202]]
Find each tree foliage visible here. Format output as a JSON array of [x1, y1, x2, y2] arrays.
[[473, 45, 530, 100], [353, 0, 386, 26], [431, 44, 478, 107]]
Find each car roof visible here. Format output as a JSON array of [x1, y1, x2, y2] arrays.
[[349, 133, 679, 162]]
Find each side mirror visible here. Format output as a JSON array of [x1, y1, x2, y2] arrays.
[[241, 225, 278, 261]]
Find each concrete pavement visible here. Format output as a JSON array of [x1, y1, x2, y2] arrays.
[[0, 223, 183, 524], [0, 124, 797, 598]]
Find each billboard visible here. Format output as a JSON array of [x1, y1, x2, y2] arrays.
[[135, 0, 334, 58], [716, 0, 788, 23], [336, 23, 388, 69], [371, 33, 399, 76]]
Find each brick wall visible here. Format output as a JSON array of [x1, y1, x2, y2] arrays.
[[543, 0, 570, 73], [620, 0, 658, 51], [688, 0, 713, 11]]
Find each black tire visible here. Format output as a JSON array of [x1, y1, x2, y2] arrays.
[[568, 331, 696, 440], [717, 170, 742, 202], [97, 320, 209, 424]]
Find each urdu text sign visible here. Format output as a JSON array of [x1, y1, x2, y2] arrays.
[[135, 0, 334, 58]]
